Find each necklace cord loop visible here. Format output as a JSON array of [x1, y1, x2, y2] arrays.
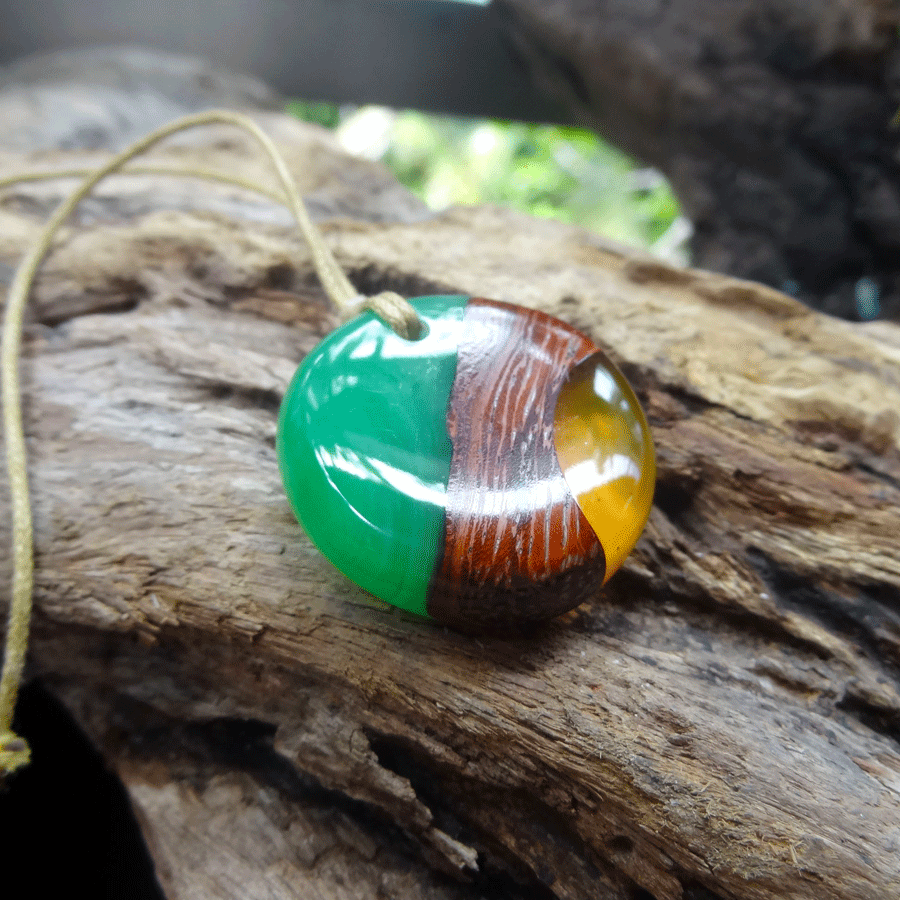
[[0, 109, 422, 775], [363, 292, 423, 340]]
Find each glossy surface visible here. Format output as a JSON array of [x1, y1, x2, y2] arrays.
[[277, 294, 655, 629], [277, 296, 466, 616], [427, 298, 605, 628], [553, 352, 656, 581]]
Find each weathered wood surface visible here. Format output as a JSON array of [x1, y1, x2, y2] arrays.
[[497, 0, 900, 319], [2, 113, 900, 899]]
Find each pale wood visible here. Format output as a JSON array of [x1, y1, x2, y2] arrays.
[[1, 111, 899, 900]]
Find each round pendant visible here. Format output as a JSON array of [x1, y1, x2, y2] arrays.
[[277, 295, 655, 629]]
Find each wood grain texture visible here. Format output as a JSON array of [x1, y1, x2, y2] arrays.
[[496, 0, 900, 319], [428, 298, 605, 628], [0, 86, 899, 899]]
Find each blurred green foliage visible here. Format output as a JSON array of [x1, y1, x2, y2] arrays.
[[284, 99, 343, 129], [383, 113, 681, 250], [287, 102, 685, 257]]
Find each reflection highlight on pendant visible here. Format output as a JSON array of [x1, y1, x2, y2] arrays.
[[564, 455, 643, 495]]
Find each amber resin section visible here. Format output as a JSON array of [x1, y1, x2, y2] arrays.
[[427, 299, 606, 629], [553, 351, 655, 582]]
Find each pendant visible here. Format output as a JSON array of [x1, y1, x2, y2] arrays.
[[277, 295, 655, 630]]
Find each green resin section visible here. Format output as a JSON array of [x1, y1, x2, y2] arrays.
[[277, 295, 468, 616]]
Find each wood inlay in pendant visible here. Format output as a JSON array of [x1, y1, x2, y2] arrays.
[[427, 299, 606, 628]]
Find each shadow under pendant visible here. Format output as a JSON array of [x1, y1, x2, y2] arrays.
[[277, 295, 655, 630]]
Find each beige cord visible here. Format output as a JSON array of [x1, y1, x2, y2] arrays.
[[0, 164, 286, 203], [0, 109, 424, 776], [0, 161, 424, 340]]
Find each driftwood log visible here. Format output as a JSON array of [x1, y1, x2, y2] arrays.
[[1, 90, 900, 900], [497, 0, 900, 320]]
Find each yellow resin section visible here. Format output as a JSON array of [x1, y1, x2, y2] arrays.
[[553, 353, 655, 582]]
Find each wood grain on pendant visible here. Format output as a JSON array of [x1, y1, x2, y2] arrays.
[[427, 298, 606, 628]]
